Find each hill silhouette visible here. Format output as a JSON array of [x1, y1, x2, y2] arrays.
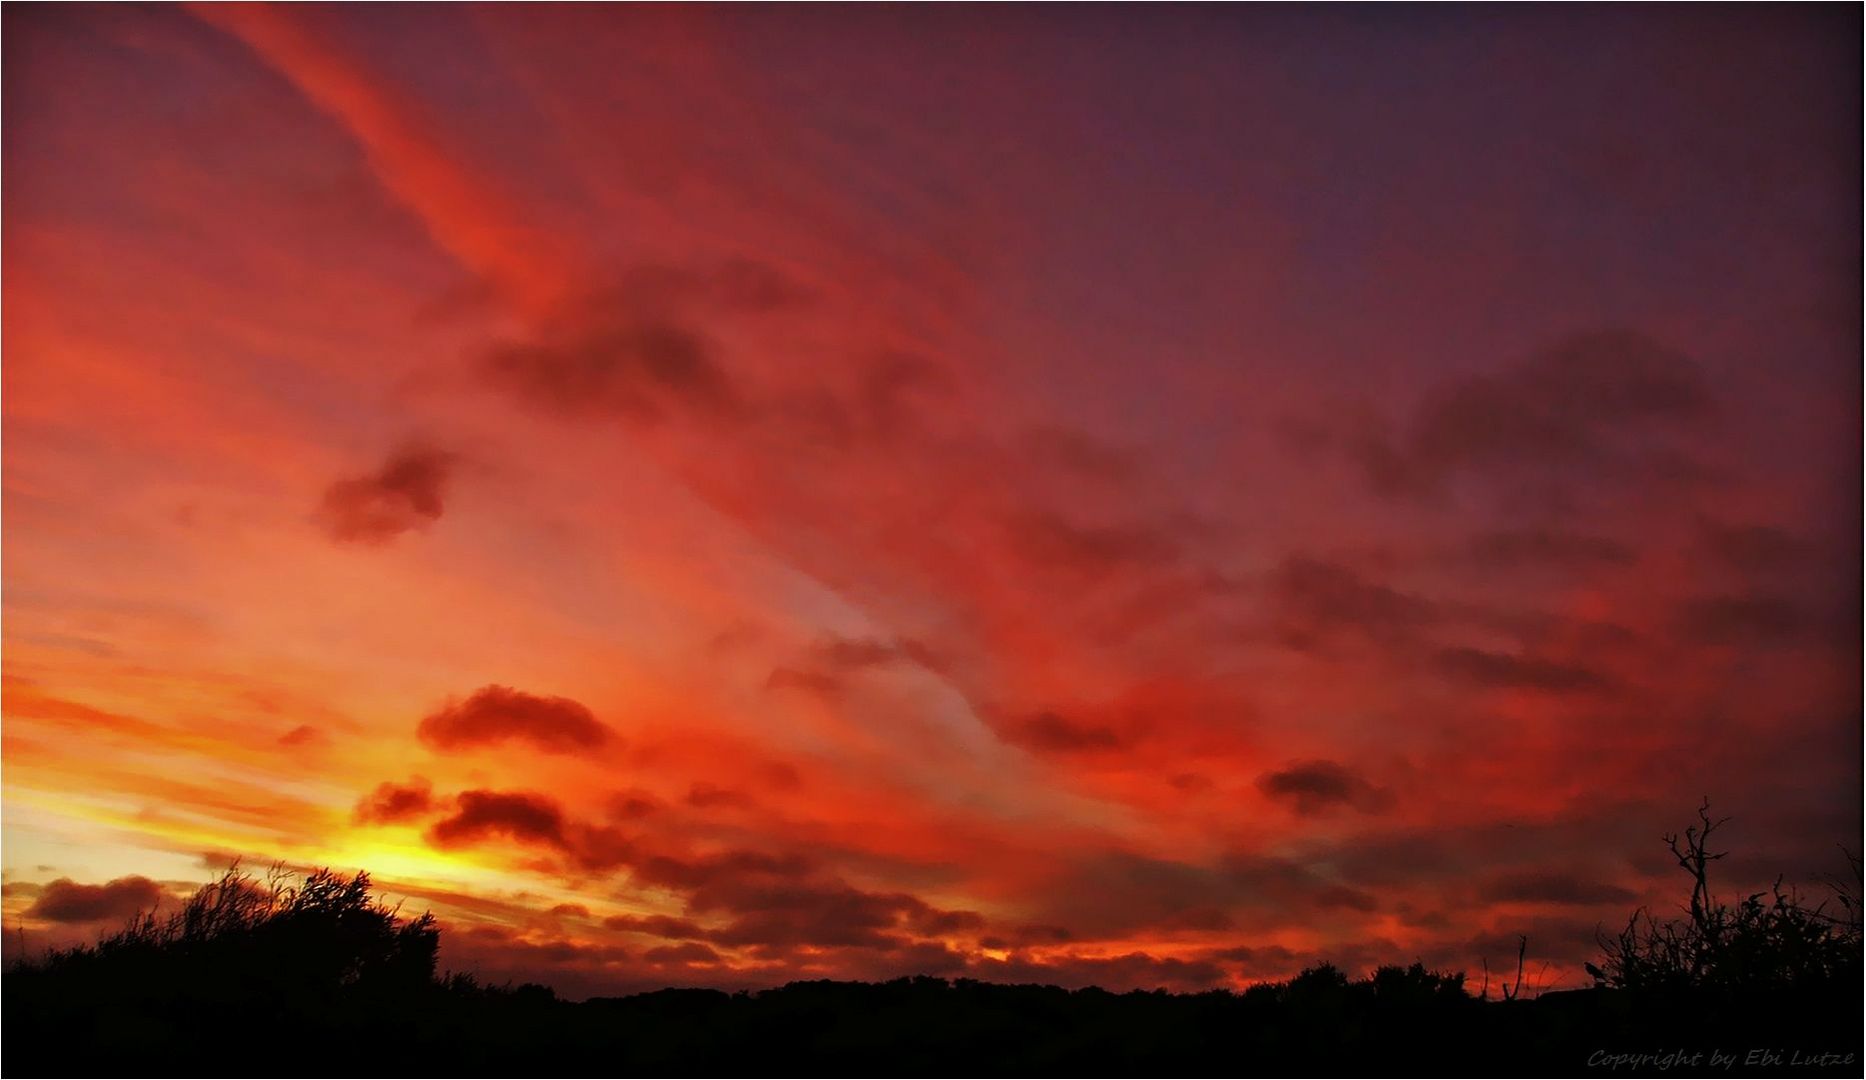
[[6, 803, 1860, 1076]]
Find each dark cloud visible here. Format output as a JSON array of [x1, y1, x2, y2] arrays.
[[856, 351, 948, 437], [609, 258, 812, 317], [477, 258, 795, 426], [1206, 942, 1303, 981], [815, 637, 899, 668], [26, 876, 164, 923], [427, 790, 568, 849], [1004, 510, 1180, 574], [566, 825, 637, 873], [1309, 883, 1380, 912], [418, 792, 636, 870], [761, 636, 946, 705], [1320, 804, 1666, 892], [762, 763, 803, 790], [1004, 710, 1127, 754], [706, 888, 919, 949], [703, 882, 983, 950], [1465, 528, 1637, 569], [1039, 849, 1377, 938], [631, 850, 816, 897], [994, 924, 1075, 948], [764, 667, 843, 698], [644, 942, 722, 964], [277, 724, 324, 747], [549, 903, 591, 919], [1257, 760, 1394, 816], [1394, 905, 1454, 932], [1354, 330, 1712, 496], [813, 635, 941, 672], [618, 847, 983, 954], [606, 791, 661, 820], [908, 904, 988, 937], [1675, 592, 1806, 645], [775, 351, 953, 451], [1698, 521, 1805, 574], [418, 685, 612, 754], [1463, 915, 1612, 969], [603, 913, 710, 940], [474, 266, 953, 470], [692, 258, 809, 313], [485, 319, 741, 425], [1023, 426, 1142, 486], [1479, 870, 1638, 906], [828, 634, 940, 675], [1432, 646, 1615, 694], [686, 783, 754, 810], [1472, 608, 1640, 654], [353, 776, 435, 824], [317, 445, 454, 544], [1269, 558, 1438, 650], [1160, 906, 1236, 932]]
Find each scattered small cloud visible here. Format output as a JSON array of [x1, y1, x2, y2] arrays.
[[418, 685, 612, 754], [25, 876, 165, 923], [1465, 528, 1636, 570], [427, 789, 569, 849], [1005, 710, 1127, 754], [317, 445, 455, 544], [1348, 330, 1713, 497], [277, 724, 324, 747], [1433, 646, 1615, 694], [354, 777, 436, 824], [1479, 870, 1638, 906], [1257, 760, 1394, 816]]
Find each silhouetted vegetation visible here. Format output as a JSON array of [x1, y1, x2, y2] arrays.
[[6, 807, 1860, 1075], [1590, 799, 1861, 997]]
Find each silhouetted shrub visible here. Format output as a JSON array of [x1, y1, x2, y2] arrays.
[[1369, 961, 1468, 1006], [13, 863, 437, 997], [1591, 800, 1862, 996], [7, 863, 440, 1062]]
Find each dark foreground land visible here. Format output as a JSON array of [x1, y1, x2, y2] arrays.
[[7, 804, 1863, 1077], [5, 964, 1862, 1076]]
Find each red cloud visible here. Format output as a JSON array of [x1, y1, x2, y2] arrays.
[[418, 686, 612, 754], [354, 777, 435, 824], [26, 876, 165, 923], [428, 790, 569, 849], [317, 445, 454, 545]]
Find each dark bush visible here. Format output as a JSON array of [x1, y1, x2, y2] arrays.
[[1591, 800, 1862, 997]]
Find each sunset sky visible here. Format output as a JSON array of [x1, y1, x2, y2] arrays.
[[3, 5, 1859, 998]]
